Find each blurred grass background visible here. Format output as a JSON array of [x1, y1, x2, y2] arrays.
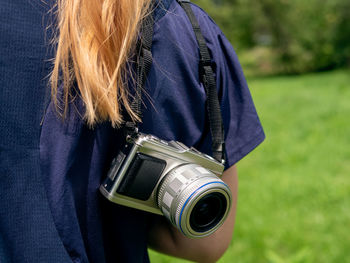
[[149, 0, 350, 261], [149, 70, 350, 262]]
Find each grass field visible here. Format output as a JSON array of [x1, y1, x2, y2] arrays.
[[149, 69, 350, 263]]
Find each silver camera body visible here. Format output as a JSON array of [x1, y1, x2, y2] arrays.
[[100, 133, 232, 238]]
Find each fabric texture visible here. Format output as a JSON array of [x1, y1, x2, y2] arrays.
[[1, 0, 264, 262], [0, 1, 72, 262]]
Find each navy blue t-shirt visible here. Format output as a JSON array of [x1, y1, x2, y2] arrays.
[[2, 0, 264, 262], [1, 1, 73, 262]]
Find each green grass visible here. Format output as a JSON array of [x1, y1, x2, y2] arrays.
[[149, 69, 350, 263]]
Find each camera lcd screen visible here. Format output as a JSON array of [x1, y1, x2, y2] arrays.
[[117, 153, 166, 200]]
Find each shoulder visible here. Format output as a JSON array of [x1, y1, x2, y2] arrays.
[[152, 0, 230, 71], [154, 0, 221, 34], [151, 0, 228, 69]]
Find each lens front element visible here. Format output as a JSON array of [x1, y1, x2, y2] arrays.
[[190, 192, 227, 232], [157, 164, 232, 238]]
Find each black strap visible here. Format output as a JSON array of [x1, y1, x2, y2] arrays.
[[127, 7, 155, 135], [177, 0, 225, 164]]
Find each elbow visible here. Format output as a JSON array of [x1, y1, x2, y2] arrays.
[[192, 240, 231, 263], [183, 229, 233, 263], [213, 240, 231, 262], [206, 234, 233, 262]]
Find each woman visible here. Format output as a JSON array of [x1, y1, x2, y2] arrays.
[[39, 0, 265, 262]]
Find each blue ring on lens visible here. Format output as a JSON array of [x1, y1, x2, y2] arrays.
[[179, 181, 228, 235]]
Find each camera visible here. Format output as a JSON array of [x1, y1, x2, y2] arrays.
[[100, 133, 232, 238]]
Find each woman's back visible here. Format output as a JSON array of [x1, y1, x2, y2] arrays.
[[1, 0, 264, 262]]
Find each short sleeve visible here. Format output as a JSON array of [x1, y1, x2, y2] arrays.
[[216, 33, 265, 168]]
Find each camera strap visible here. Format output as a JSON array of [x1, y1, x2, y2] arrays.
[[177, 0, 225, 164], [126, 6, 155, 136], [127, 0, 226, 164]]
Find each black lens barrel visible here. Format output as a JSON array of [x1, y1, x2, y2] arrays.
[[189, 192, 227, 232]]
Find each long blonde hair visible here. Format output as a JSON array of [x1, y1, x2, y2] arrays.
[[51, 0, 152, 127]]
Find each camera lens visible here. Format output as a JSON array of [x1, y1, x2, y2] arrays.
[[157, 164, 231, 238], [190, 193, 227, 232]]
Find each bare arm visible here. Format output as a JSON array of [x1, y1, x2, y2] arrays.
[[148, 165, 238, 263]]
